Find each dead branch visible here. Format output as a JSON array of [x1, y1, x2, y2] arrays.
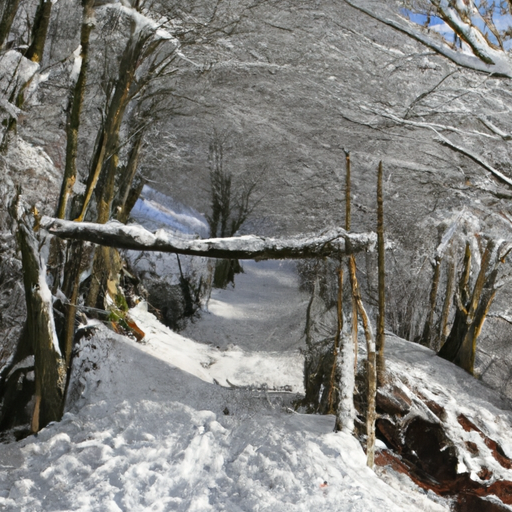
[[40, 217, 377, 260]]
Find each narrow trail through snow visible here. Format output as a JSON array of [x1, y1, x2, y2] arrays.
[[183, 260, 310, 352], [0, 258, 449, 511]]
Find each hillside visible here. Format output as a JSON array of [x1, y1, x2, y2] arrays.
[[1, 260, 512, 510], [2, 0, 512, 510]]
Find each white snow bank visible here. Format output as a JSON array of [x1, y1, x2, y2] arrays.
[[130, 185, 209, 237], [383, 333, 512, 486]]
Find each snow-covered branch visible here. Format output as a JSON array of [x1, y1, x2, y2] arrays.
[[342, 0, 512, 77], [434, 132, 512, 188], [40, 217, 377, 259]]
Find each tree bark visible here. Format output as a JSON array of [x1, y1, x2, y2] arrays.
[[41, 217, 377, 260], [344, 150, 358, 369], [347, 253, 376, 468], [18, 223, 66, 432], [0, 0, 21, 50], [25, 0, 52, 63], [376, 161, 386, 385], [438, 240, 506, 374], [56, 0, 95, 220], [114, 132, 144, 223], [438, 256, 455, 350], [420, 256, 441, 348], [60, 240, 84, 367], [327, 267, 343, 415]]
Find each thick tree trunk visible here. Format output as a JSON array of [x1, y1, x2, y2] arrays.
[[438, 240, 507, 374], [18, 223, 66, 432], [25, 0, 52, 63], [41, 217, 377, 260]]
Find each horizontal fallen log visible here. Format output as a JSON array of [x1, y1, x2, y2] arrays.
[[40, 217, 377, 260]]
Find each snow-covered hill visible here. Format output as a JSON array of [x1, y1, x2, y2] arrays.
[[2, 259, 512, 511]]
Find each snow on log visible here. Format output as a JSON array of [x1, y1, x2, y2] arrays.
[[40, 217, 377, 259]]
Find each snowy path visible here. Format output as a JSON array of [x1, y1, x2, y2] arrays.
[[129, 302, 304, 392], [183, 260, 310, 352], [0, 260, 449, 511]]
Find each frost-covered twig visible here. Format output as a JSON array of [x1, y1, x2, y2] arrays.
[[365, 106, 500, 139]]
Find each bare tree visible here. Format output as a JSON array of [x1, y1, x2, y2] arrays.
[[206, 129, 261, 288]]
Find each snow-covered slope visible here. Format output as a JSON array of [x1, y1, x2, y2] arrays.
[[0, 259, 447, 512], [0, 326, 444, 512], [2, 260, 512, 511]]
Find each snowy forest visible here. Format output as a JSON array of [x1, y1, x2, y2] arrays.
[[3, 0, 512, 510]]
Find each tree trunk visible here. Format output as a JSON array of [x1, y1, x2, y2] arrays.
[[328, 266, 343, 416], [420, 256, 441, 348], [41, 217, 377, 260], [0, 0, 21, 50], [18, 222, 66, 432], [82, 23, 149, 307], [56, 0, 94, 220], [347, 253, 376, 468], [438, 256, 455, 350], [60, 240, 84, 367], [25, 0, 52, 63], [438, 240, 504, 374], [376, 161, 386, 385], [76, 21, 147, 223], [116, 177, 145, 224], [114, 131, 144, 222]]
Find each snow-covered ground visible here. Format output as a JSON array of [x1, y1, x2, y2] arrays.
[[183, 260, 310, 352], [3, 258, 512, 511]]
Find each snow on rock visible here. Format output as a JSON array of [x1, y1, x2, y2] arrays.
[[373, 334, 512, 510]]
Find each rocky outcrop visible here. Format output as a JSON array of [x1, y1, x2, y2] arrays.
[[373, 380, 512, 511]]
